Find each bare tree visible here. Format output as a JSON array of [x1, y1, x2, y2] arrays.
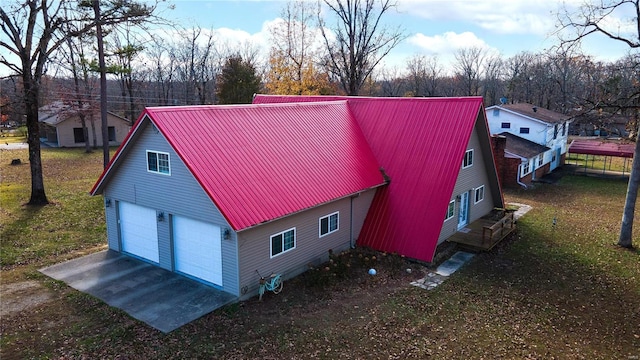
[[558, 0, 639, 248], [318, 0, 405, 95], [481, 51, 505, 106], [266, 1, 332, 95], [405, 54, 442, 97], [0, 1, 95, 205], [60, 31, 96, 153], [146, 36, 175, 105], [453, 46, 486, 96], [378, 66, 404, 96]]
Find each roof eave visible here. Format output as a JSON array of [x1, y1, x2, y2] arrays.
[[235, 181, 388, 233], [495, 106, 569, 125], [89, 111, 151, 196]]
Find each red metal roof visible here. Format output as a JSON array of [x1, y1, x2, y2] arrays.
[[91, 101, 385, 231], [254, 95, 492, 262], [569, 139, 635, 158]]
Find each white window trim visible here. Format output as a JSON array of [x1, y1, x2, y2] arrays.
[[521, 161, 531, 176], [319, 211, 339, 238], [270, 227, 296, 258], [474, 185, 485, 204], [445, 200, 455, 221], [462, 149, 474, 169], [146, 150, 171, 175]]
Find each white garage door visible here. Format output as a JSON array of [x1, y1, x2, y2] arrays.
[[119, 202, 159, 263], [173, 216, 223, 286]]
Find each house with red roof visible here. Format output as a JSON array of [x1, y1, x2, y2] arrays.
[[91, 96, 503, 300]]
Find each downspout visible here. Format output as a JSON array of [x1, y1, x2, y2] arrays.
[[517, 163, 528, 189], [350, 196, 355, 248]]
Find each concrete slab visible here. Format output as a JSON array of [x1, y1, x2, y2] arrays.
[[435, 251, 475, 276], [506, 202, 532, 220], [40, 250, 237, 333], [411, 251, 476, 290]]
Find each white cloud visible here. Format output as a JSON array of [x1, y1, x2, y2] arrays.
[[408, 31, 490, 54], [399, 0, 559, 35]]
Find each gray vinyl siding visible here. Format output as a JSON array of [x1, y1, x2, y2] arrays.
[[437, 118, 499, 243], [351, 188, 376, 242], [105, 201, 119, 251], [101, 119, 238, 295], [237, 197, 356, 300]]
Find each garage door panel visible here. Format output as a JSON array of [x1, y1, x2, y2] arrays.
[[119, 202, 159, 263], [173, 216, 223, 286]]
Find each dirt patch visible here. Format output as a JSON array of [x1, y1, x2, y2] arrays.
[[0, 280, 53, 317]]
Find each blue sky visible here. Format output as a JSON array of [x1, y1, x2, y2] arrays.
[[158, 0, 635, 73], [0, 0, 634, 77]]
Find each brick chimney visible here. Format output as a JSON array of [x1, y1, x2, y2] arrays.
[[490, 135, 507, 187]]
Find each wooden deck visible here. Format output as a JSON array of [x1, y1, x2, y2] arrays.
[[447, 212, 516, 252]]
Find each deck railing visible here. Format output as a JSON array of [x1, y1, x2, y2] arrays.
[[482, 211, 516, 245]]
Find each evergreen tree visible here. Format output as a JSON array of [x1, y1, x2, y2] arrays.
[[216, 55, 261, 104]]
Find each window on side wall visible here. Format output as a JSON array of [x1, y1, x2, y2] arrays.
[[271, 228, 296, 257], [501, 122, 510, 129], [463, 149, 474, 168], [561, 122, 566, 136], [73, 128, 85, 143], [445, 200, 455, 221], [474, 185, 485, 204], [319, 212, 339, 237], [147, 150, 171, 175], [537, 154, 544, 167], [520, 127, 530, 134], [522, 161, 531, 176]]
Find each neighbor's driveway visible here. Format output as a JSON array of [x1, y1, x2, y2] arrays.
[[40, 250, 237, 333]]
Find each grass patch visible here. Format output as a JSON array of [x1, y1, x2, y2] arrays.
[[0, 127, 27, 143], [0, 148, 108, 270], [1, 155, 638, 359], [566, 152, 632, 172]]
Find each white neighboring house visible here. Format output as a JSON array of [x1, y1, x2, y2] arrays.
[[486, 103, 572, 175]]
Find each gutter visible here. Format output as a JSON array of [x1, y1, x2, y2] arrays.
[[517, 163, 528, 189]]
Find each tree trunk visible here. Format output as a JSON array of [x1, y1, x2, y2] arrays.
[[94, 0, 110, 168], [618, 135, 639, 248], [23, 75, 49, 205]]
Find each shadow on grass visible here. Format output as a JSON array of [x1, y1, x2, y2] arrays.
[[0, 202, 47, 268], [453, 226, 640, 358]]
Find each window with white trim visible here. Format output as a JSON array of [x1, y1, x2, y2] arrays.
[[501, 122, 510, 129], [271, 228, 296, 257], [521, 161, 531, 176], [319, 212, 339, 237], [445, 200, 455, 221], [474, 185, 485, 204], [537, 154, 544, 167], [463, 149, 474, 168], [147, 150, 170, 175]]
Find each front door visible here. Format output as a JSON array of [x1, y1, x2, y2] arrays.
[[457, 191, 470, 230]]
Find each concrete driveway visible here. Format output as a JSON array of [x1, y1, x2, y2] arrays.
[[40, 250, 237, 333]]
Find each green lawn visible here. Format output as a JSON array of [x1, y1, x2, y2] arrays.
[[566, 152, 633, 173], [1, 148, 638, 359], [0, 127, 27, 143], [0, 148, 107, 275]]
